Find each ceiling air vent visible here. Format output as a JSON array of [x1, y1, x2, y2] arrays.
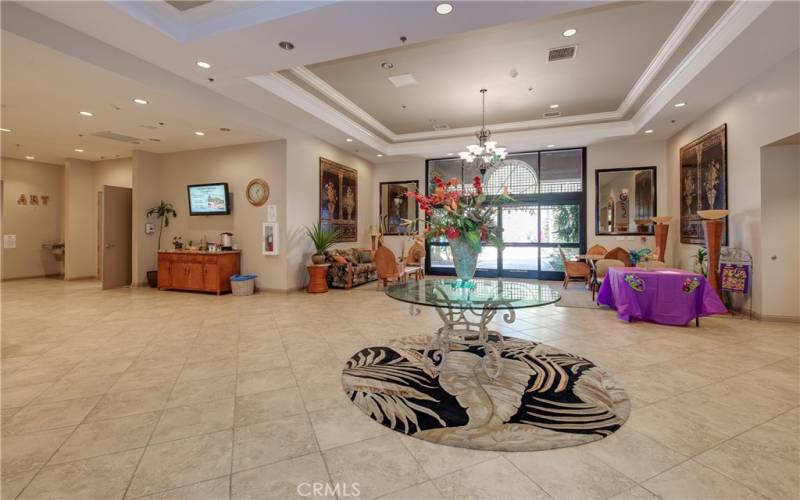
[[91, 131, 143, 144], [388, 73, 418, 88], [542, 111, 561, 118], [547, 45, 577, 62], [432, 123, 450, 131]]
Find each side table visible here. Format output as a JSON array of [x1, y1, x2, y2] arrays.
[[307, 264, 330, 293]]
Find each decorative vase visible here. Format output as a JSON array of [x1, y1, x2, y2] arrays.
[[449, 237, 479, 282], [311, 253, 326, 265]]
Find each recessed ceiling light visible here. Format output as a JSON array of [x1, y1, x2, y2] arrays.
[[25, 155, 35, 160], [196, 61, 211, 69], [562, 28, 577, 37], [435, 3, 453, 15], [549, 104, 559, 109], [674, 102, 686, 108], [79, 111, 94, 117], [381, 62, 394, 70], [546, 144, 556, 148], [0, 128, 10, 132], [644, 129, 654, 134], [278, 41, 295, 50], [194, 131, 205, 136], [376, 154, 384, 157], [74, 148, 84, 153], [132, 98, 148, 105], [346, 138, 353, 142], [447, 152, 454, 156]]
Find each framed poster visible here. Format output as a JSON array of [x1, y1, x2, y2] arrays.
[[262, 222, 279, 255], [319, 157, 357, 242], [680, 124, 728, 244]]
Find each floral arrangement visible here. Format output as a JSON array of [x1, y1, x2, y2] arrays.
[[624, 274, 645, 292], [628, 248, 653, 266], [682, 277, 700, 294], [405, 176, 510, 252]]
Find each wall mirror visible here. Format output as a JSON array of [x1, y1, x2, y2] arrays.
[[379, 180, 418, 235], [595, 167, 656, 235]]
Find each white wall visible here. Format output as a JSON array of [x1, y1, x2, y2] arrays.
[[132, 151, 162, 285], [155, 141, 288, 291], [63, 158, 95, 279], [667, 51, 800, 315], [285, 134, 374, 289], [760, 143, 800, 319], [586, 138, 669, 260], [0, 157, 64, 279]]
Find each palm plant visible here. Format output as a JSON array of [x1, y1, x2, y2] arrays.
[[305, 223, 341, 263], [146, 201, 178, 250]]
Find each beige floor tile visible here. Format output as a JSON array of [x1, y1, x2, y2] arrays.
[[150, 398, 234, 444], [508, 446, 636, 499], [642, 460, 767, 500], [234, 387, 305, 427], [433, 456, 549, 500], [625, 402, 729, 456], [298, 381, 351, 412], [235, 367, 296, 396], [232, 413, 318, 472], [236, 351, 290, 373], [32, 374, 120, 404], [127, 430, 233, 498], [111, 364, 183, 393], [607, 486, 659, 500], [87, 385, 173, 421], [1, 427, 73, 477], [378, 481, 444, 500], [177, 358, 237, 383], [323, 436, 429, 500], [231, 453, 333, 500], [134, 477, 231, 500], [50, 411, 160, 464], [2, 396, 100, 436], [586, 426, 688, 482], [308, 404, 388, 450], [0, 383, 51, 409], [167, 375, 236, 408], [1, 469, 38, 500], [399, 435, 498, 479], [18, 448, 143, 500]]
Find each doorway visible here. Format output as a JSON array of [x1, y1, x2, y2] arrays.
[[100, 185, 132, 289]]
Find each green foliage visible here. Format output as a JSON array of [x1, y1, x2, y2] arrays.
[[305, 223, 341, 254], [552, 205, 579, 243], [145, 201, 177, 250]]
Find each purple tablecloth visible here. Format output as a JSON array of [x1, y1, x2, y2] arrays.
[[597, 267, 727, 325]]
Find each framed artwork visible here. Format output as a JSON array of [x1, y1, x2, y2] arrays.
[[379, 180, 418, 235], [262, 222, 279, 255], [680, 124, 728, 244], [319, 157, 357, 242]]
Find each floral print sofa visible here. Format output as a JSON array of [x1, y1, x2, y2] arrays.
[[324, 248, 378, 289]]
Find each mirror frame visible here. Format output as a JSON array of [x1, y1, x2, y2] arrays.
[[595, 166, 657, 236], [379, 180, 419, 235]]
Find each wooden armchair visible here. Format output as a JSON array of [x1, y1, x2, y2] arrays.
[[604, 247, 632, 267], [559, 246, 590, 289], [402, 238, 425, 281], [587, 244, 608, 256], [374, 244, 401, 289], [592, 259, 625, 301]]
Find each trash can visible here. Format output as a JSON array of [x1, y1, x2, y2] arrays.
[[230, 274, 257, 296]]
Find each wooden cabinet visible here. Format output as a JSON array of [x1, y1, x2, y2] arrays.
[[157, 251, 241, 295]]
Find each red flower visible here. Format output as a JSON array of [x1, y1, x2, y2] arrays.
[[446, 227, 460, 240], [434, 177, 445, 188]]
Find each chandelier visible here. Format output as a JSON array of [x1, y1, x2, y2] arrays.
[[458, 88, 507, 176]]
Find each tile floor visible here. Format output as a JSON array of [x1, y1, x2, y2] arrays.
[[1, 278, 797, 500]]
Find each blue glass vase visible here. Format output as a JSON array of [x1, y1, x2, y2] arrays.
[[449, 237, 479, 284]]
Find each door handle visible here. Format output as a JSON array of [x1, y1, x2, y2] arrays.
[[104, 243, 115, 248]]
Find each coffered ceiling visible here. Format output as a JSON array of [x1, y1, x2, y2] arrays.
[[304, 2, 691, 135]]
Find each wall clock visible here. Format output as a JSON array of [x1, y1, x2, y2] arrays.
[[246, 178, 270, 206]]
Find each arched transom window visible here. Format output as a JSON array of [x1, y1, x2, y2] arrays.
[[485, 159, 538, 195]]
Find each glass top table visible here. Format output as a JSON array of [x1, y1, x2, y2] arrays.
[[385, 279, 560, 379], [385, 278, 561, 310]]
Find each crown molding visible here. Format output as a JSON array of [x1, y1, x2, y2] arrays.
[[631, 0, 772, 130]]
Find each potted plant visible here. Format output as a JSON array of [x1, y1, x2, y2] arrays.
[[305, 223, 340, 264], [692, 247, 708, 276], [145, 201, 178, 287]]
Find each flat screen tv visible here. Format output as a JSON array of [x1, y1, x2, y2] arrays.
[[187, 183, 231, 216]]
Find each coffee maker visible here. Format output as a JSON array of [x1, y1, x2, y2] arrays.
[[220, 232, 233, 251]]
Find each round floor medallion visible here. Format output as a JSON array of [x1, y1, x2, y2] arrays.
[[342, 335, 630, 451]]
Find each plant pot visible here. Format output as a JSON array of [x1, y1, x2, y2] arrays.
[[146, 270, 158, 288], [448, 237, 479, 282], [311, 253, 326, 265]]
